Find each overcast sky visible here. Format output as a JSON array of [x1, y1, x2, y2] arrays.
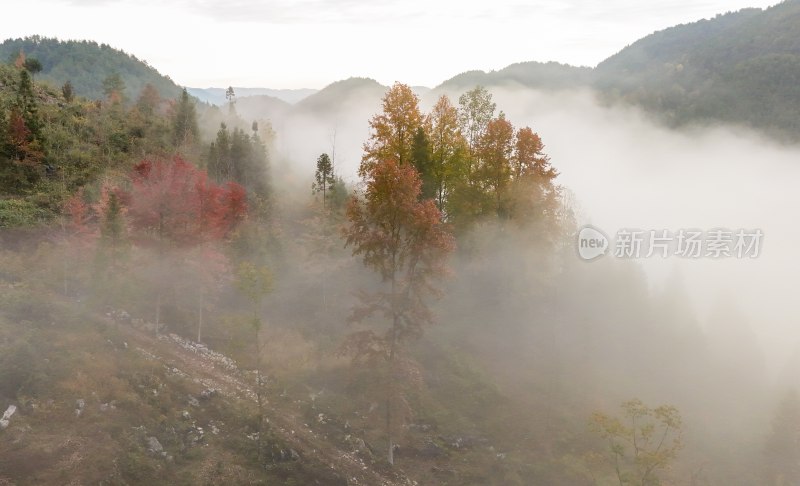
[[1, 0, 782, 89]]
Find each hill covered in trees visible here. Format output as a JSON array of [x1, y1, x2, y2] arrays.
[[432, 1, 800, 140], [436, 61, 592, 91], [594, 0, 800, 138], [0, 37, 182, 100]]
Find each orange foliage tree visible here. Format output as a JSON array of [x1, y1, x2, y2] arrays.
[[360, 82, 423, 176], [342, 158, 454, 465]]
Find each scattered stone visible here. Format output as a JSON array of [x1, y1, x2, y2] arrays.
[[354, 438, 367, 452], [99, 402, 116, 412], [187, 395, 200, 407], [165, 334, 237, 371], [439, 434, 487, 450], [186, 425, 205, 447], [181, 410, 191, 420], [199, 388, 218, 400], [106, 308, 131, 323], [432, 466, 457, 477], [75, 399, 85, 417], [270, 447, 301, 462], [0, 405, 17, 429], [146, 436, 165, 456]]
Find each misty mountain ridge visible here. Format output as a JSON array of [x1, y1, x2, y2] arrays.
[[225, 2, 800, 140], [188, 86, 317, 105], [7, 1, 800, 140]]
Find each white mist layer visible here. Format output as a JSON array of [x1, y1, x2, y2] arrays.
[[491, 87, 800, 374], [270, 84, 800, 375]]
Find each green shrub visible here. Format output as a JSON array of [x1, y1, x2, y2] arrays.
[[0, 198, 51, 227]]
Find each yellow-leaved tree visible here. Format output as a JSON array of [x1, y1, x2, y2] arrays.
[[360, 82, 423, 176], [590, 399, 683, 485]]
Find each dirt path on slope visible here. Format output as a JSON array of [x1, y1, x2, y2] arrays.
[[115, 325, 412, 486]]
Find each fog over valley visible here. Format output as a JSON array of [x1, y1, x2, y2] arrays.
[[2, 2, 800, 485]]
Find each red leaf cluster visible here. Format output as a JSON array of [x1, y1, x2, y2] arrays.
[[127, 156, 247, 248]]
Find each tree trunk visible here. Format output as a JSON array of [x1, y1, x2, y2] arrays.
[[254, 313, 265, 466], [321, 277, 327, 314], [197, 294, 204, 343], [387, 314, 398, 466], [60, 210, 69, 296], [155, 292, 161, 338]]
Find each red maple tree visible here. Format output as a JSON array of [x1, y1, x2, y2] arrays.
[[126, 156, 247, 336], [128, 156, 246, 247]]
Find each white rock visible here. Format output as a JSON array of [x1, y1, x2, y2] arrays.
[[147, 436, 163, 454], [0, 405, 17, 429]]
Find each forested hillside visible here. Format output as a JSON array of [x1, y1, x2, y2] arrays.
[[594, 0, 800, 138], [0, 61, 177, 226], [433, 1, 800, 140], [436, 61, 592, 91], [0, 37, 182, 100]]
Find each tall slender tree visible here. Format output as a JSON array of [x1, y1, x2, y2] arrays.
[[458, 85, 496, 156], [426, 95, 466, 212], [476, 113, 515, 217], [235, 261, 274, 464], [342, 158, 454, 465], [225, 86, 236, 114], [172, 88, 199, 148], [312, 153, 336, 210], [102, 71, 126, 102]]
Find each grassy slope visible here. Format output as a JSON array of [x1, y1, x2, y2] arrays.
[[0, 285, 406, 485]]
